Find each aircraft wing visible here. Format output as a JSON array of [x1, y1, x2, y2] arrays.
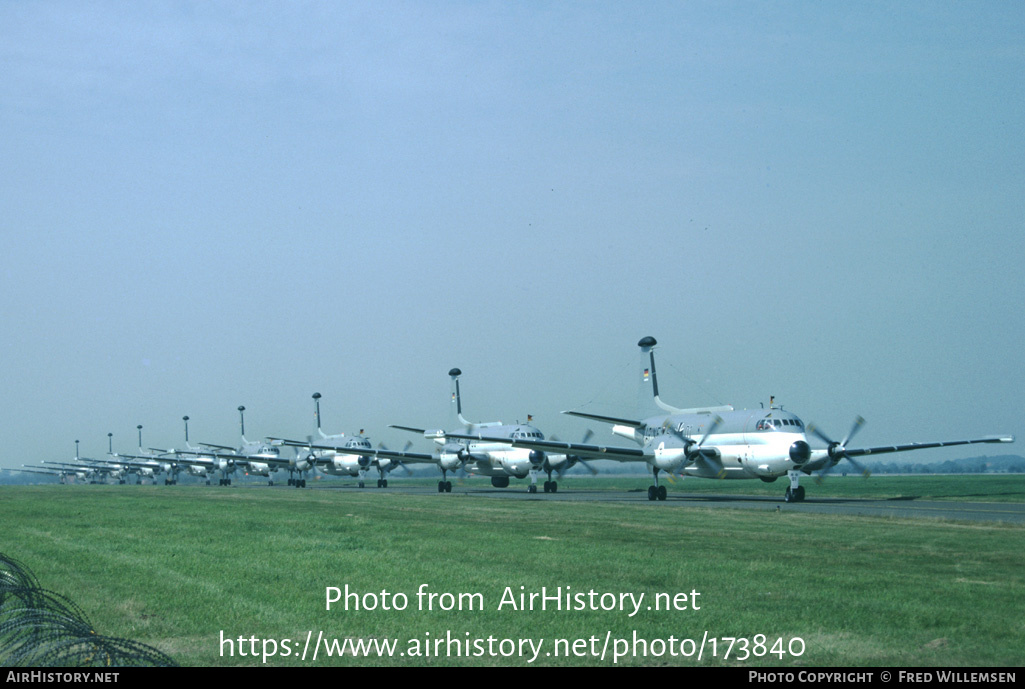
[[443, 432, 648, 463], [103, 456, 164, 469], [198, 450, 294, 467], [266, 436, 362, 453], [197, 442, 237, 451], [159, 451, 226, 468], [17, 468, 64, 477], [351, 446, 437, 464], [562, 411, 645, 428], [107, 452, 168, 464], [843, 435, 1014, 458], [389, 425, 429, 435]]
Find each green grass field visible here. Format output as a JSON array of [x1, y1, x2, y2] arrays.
[[1, 476, 1023, 666]]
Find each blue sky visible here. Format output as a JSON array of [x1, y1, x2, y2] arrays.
[[2, 2, 1022, 469]]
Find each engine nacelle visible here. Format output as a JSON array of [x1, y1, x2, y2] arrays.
[[789, 440, 811, 466], [652, 440, 689, 472], [294, 452, 316, 471], [438, 453, 463, 472], [528, 450, 545, 468]]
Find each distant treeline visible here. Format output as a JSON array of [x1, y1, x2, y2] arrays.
[[860, 454, 1025, 475]]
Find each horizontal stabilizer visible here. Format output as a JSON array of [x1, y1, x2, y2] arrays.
[[390, 425, 427, 435], [562, 410, 645, 428]]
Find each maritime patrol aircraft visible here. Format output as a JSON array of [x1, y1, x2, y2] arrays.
[[45, 439, 126, 484], [169, 408, 283, 485], [388, 368, 573, 493], [310, 369, 547, 492], [148, 416, 223, 485], [472, 337, 1015, 502], [265, 393, 383, 488], [82, 433, 146, 483], [101, 425, 180, 484], [18, 466, 74, 483]]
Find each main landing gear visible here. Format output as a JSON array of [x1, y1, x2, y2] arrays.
[[542, 466, 558, 493], [438, 470, 452, 493], [647, 467, 668, 501]]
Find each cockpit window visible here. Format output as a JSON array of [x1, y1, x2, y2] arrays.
[[757, 418, 803, 431]]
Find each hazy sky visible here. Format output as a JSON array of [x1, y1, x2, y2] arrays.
[[2, 2, 1022, 471]]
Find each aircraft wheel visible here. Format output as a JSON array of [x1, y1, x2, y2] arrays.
[[301, 479, 306, 488], [528, 484, 537, 494], [658, 485, 667, 501], [445, 481, 452, 493], [438, 481, 445, 493], [647, 486, 657, 501], [358, 481, 364, 488], [382, 479, 388, 488], [795, 486, 805, 502], [784, 487, 794, 503], [551, 482, 558, 493], [543, 481, 550, 493]]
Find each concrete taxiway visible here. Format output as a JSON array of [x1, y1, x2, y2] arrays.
[[311, 483, 1025, 524]]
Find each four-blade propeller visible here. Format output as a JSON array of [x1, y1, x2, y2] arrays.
[[807, 416, 872, 482]]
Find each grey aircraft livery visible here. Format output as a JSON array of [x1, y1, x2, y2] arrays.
[[327, 368, 593, 493], [445, 337, 1014, 501]]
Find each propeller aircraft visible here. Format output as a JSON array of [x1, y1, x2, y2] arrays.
[[468, 337, 1015, 502], [391, 368, 593, 493], [266, 393, 385, 488]]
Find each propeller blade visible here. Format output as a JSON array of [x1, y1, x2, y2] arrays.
[[842, 416, 866, 448], [810, 416, 871, 482], [697, 416, 723, 448]]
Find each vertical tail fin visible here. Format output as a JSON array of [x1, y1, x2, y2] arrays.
[[636, 336, 664, 416], [636, 336, 733, 416], [183, 415, 200, 451], [449, 368, 472, 427], [313, 392, 328, 439], [238, 406, 248, 444]]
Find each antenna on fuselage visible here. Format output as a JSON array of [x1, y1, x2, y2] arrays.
[[313, 392, 324, 437], [183, 415, 198, 450], [450, 368, 472, 427]]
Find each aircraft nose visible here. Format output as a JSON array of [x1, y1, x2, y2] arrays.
[[789, 440, 811, 465]]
